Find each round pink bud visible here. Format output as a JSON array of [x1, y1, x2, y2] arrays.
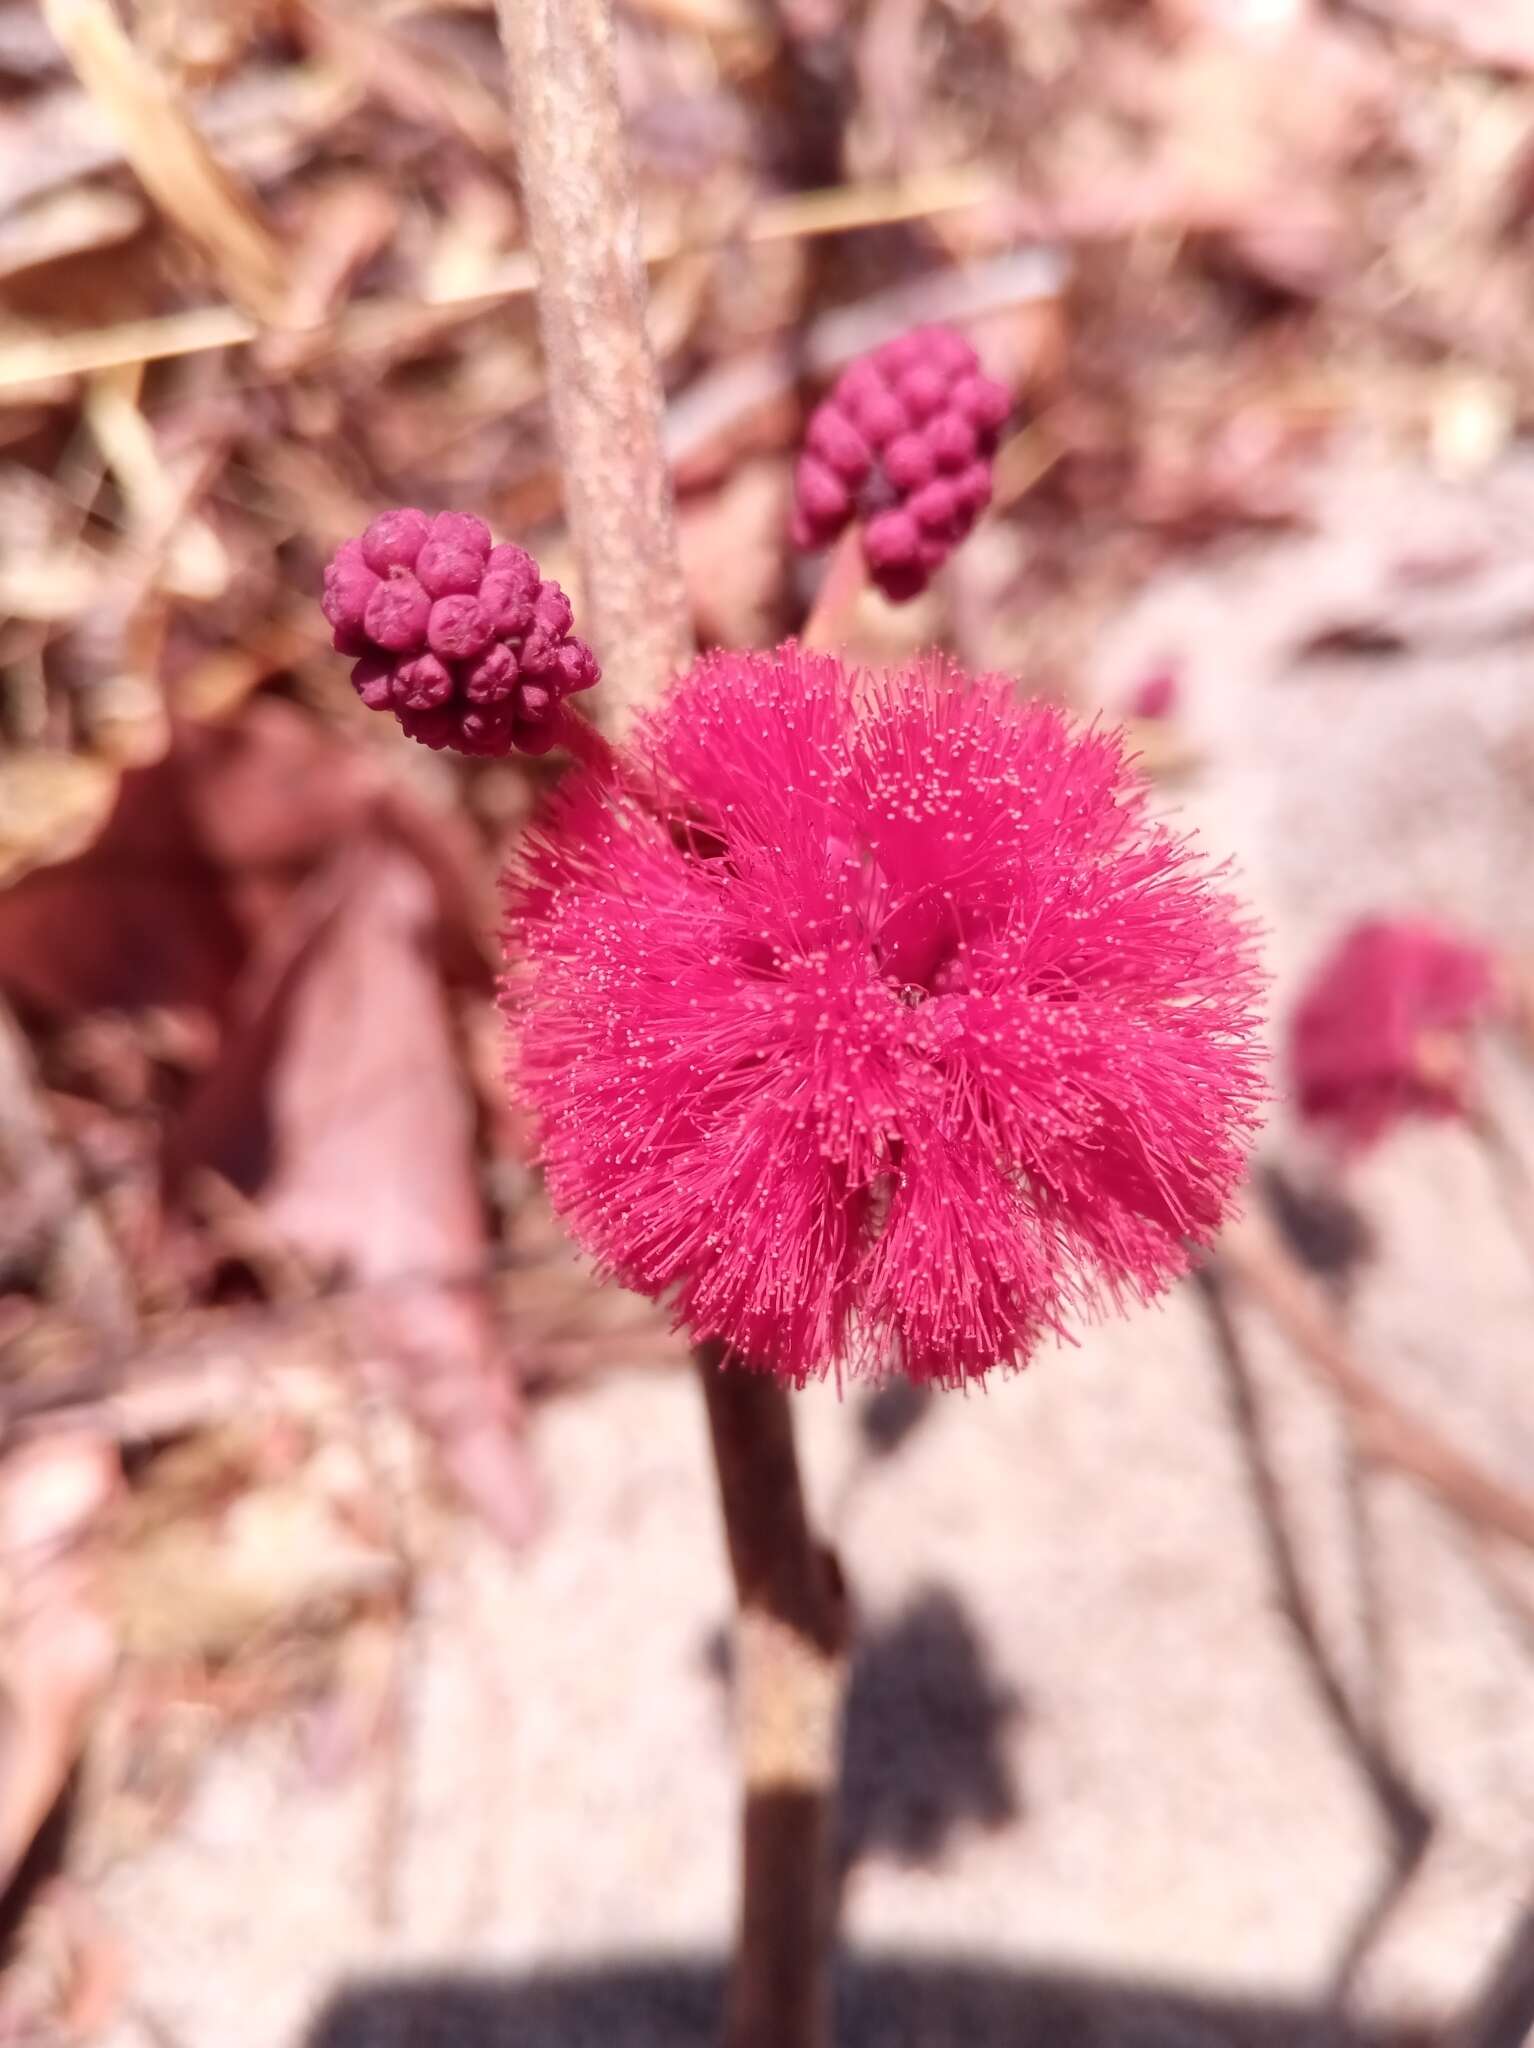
[[925, 411, 977, 473], [863, 508, 929, 602], [883, 432, 936, 493], [534, 583, 574, 640], [806, 408, 873, 485], [953, 373, 1011, 439], [480, 547, 539, 634], [321, 541, 379, 636], [953, 461, 993, 518], [863, 507, 922, 571], [878, 331, 925, 376], [465, 643, 519, 703], [795, 455, 852, 529], [428, 593, 495, 661], [361, 508, 430, 575], [364, 573, 431, 652], [415, 540, 484, 599], [835, 360, 888, 412], [513, 687, 559, 756], [351, 654, 394, 711], [897, 364, 947, 424], [552, 640, 600, 692], [393, 653, 454, 711], [397, 706, 461, 753], [457, 705, 518, 758], [429, 511, 492, 559], [922, 327, 979, 379], [850, 385, 907, 450], [909, 479, 961, 538]]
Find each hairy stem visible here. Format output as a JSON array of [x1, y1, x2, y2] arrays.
[[496, 7, 848, 2042], [698, 1342, 849, 2048], [495, 0, 690, 734]]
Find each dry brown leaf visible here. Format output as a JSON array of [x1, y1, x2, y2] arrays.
[[0, 754, 120, 891], [0, 1433, 120, 1900], [40, 0, 288, 319], [165, 839, 537, 1546]]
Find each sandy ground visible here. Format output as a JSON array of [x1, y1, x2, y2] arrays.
[[93, 448, 1534, 2048]]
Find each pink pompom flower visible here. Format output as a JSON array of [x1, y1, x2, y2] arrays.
[[503, 645, 1266, 1386], [791, 326, 1011, 603], [321, 509, 599, 758], [1290, 918, 1498, 1148]]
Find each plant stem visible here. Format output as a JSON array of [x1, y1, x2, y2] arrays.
[[495, 9, 850, 2043], [495, 0, 690, 733], [800, 528, 867, 653], [1218, 1207, 1534, 1554], [697, 1342, 849, 2048]]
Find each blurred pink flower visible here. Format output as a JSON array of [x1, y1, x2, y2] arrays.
[[504, 645, 1266, 1385], [1290, 918, 1497, 1147], [1129, 665, 1180, 720]]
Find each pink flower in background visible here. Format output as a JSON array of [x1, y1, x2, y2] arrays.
[[791, 327, 1011, 602], [1290, 918, 1498, 1147], [504, 645, 1266, 1385], [321, 510, 598, 757], [1129, 664, 1180, 720]]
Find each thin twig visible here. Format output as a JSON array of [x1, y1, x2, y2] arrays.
[[1217, 1208, 1534, 1556], [0, 172, 1025, 393], [799, 529, 867, 653]]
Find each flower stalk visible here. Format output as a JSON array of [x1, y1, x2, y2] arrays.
[[698, 1342, 848, 2048], [493, 5, 847, 2043]]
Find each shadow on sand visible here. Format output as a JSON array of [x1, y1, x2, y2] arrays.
[[310, 1956, 1432, 2048]]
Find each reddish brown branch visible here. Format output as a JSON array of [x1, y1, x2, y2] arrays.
[[494, 10, 847, 2045], [1218, 1208, 1534, 1555], [698, 1344, 848, 2048]]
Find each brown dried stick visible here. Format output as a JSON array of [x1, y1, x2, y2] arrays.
[[495, 0, 690, 731], [40, 0, 287, 320], [1218, 1208, 1534, 1555], [493, 7, 847, 2043]]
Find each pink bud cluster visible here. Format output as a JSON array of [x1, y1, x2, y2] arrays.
[[791, 327, 1011, 602], [321, 510, 599, 757]]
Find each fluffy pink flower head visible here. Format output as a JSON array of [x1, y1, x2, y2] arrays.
[[504, 645, 1265, 1387], [792, 327, 1010, 602], [1290, 918, 1497, 1148], [321, 509, 598, 757]]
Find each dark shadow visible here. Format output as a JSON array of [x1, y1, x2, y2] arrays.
[[309, 1956, 1432, 2048], [837, 1584, 1022, 1881], [1194, 1271, 1434, 2000], [703, 1584, 1023, 1887], [855, 1378, 935, 1461], [1451, 1884, 1534, 2048], [1258, 1165, 1374, 1290]]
